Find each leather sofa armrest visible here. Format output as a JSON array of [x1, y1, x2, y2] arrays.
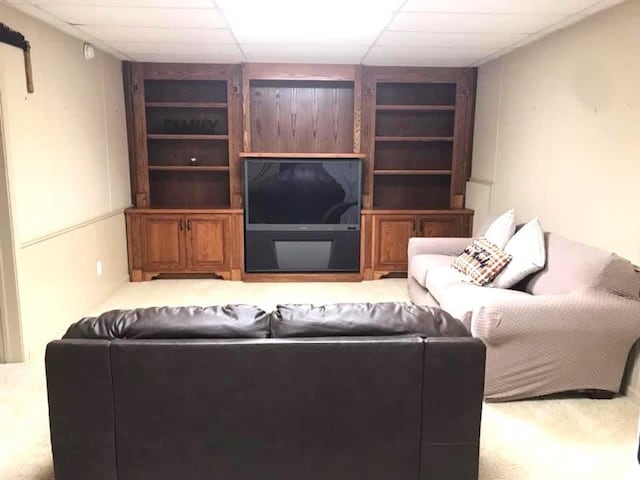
[[421, 337, 486, 480], [408, 237, 471, 262], [46, 340, 117, 480]]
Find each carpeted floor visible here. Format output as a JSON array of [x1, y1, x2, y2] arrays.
[[1, 279, 639, 479]]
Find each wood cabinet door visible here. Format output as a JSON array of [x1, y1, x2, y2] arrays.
[[187, 215, 230, 271], [141, 215, 186, 271], [373, 215, 417, 271], [418, 215, 466, 238]]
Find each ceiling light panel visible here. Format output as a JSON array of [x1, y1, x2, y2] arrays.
[[401, 0, 602, 15], [217, 0, 404, 45], [241, 43, 369, 63], [39, 5, 226, 28], [377, 31, 528, 49], [388, 12, 568, 33], [76, 25, 236, 43]]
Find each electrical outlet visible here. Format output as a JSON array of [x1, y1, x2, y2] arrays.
[[96, 260, 103, 277]]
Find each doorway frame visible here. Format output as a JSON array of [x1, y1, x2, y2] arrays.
[[0, 88, 24, 363]]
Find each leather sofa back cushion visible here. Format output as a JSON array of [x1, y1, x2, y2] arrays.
[[272, 302, 469, 338], [63, 305, 270, 340]]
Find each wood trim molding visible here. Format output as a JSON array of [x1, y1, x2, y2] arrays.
[[140, 62, 235, 80], [242, 63, 358, 81], [20, 208, 128, 249]]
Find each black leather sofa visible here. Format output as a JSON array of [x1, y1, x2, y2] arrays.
[[46, 303, 486, 480]]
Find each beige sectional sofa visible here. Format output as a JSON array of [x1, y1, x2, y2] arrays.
[[408, 232, 640, 401]]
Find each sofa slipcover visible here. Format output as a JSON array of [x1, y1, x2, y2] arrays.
[[408, 231, 640, 401]]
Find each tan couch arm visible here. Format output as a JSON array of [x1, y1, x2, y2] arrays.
[[471, 289, 640, 345], [470, 288, 640, 399], [407, 237, 470, 262]]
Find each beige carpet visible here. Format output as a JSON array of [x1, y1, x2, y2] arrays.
[[1, 279, 639, 479]]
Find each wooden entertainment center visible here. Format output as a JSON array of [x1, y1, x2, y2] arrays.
[[123, 62, 476, 282]]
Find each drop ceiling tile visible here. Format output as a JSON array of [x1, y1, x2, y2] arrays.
[[131, 53, 243, 63], [402, 0, 602, 15], [388, 12, 568, 33], [30, 0, 214, 6], [39, 5, 225, 28], [77, 25, 235, 43], [6, 3, 131, 58], [377, 31, 527, 49], [364, 45, 496, 67], [470, 14, 588, 65], [109, 41, 241, 56]]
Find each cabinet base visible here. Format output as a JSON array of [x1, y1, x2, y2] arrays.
[[242, 272, 363, 282], [130, 271, 233, 282]]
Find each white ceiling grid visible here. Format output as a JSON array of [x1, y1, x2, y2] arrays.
[[1, 0, 627, 66]]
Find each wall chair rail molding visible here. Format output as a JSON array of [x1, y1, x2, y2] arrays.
[[19, 209, 127, 249]]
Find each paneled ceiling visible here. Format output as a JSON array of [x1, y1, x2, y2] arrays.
[[2, 0, 626, 66]]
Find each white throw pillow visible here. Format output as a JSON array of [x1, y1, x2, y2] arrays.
[[483, 209, 516, 249], [490, 218, 546, 289]]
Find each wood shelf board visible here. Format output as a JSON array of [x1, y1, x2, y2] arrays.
[[376, 105, 455, 111], [146, 102, 228, 109], [148, 165, 230, 172], [374, 169, 452, 176], [361, 208, 474, 215], [240, 152, 366, 158], [147, 134, 229, 140], [126, 208, 243, 214], [375, 136, 454, 142]]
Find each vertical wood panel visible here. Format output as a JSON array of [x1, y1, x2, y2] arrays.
[[360, 67, 376, 209], [450, 70, 477, 209], [249, 80, 354, 153], [228, 65, 244, 208], [353, 66, 362, 153], [242, 64, 252, 152], [124, 62, 150, 207]]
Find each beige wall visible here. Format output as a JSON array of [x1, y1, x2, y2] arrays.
[[467, 0, 640, 401], [0, 3, 131, 360]]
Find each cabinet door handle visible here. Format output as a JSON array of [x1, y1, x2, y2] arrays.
[[179, 219, 184, 231], [412, 219, 417, 233], [187, 219, 192, 231], [419, 219, 424, 234]]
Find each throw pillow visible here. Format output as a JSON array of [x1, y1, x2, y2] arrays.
[[452, 237, 513, 286], [490, 218, 546, 289], [483, 209, 516, 249]]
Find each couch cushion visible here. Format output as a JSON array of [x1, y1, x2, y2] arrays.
[[271, 302, 469, 338], [63, 305, 271, 340], [424, 266, 468, 301], [526, 233, 640, 298], [409, 253, 457, 288]]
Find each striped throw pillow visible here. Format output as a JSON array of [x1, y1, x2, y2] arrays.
[[452, 237, 512, 286]]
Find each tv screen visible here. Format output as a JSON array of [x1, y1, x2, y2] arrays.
[[244, 159, 361, 230]]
